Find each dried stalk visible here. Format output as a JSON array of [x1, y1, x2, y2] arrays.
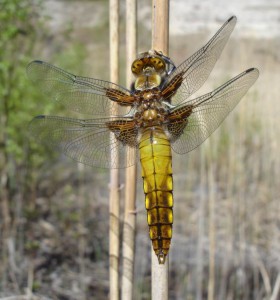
[[151, 1, 169, 299], [207, 156, 216, 300], [121, 1, 137, 299], [109, 1, 120, 300]]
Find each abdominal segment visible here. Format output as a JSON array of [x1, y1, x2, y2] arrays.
[[139, 127, 173, 264]]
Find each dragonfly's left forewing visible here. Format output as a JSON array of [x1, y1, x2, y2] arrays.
[[168, 68, 259, 154], [29, 115, 138, 168]]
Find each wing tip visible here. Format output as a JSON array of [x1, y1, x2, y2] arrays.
[[226, 16, 237, 28], [228, 16, 237, 22], [28, 115, 46, 136], [26, 60, 45, 76], [246, 68, 260, 80], [246, 67, 259, 73], [29, 115, 46, 128], [27, 59, 44, 67], [35, 115, 46, 119]]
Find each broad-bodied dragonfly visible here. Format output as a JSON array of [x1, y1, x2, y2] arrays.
[[28, 16, 258, 264]]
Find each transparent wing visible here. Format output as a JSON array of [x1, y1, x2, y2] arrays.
[[27, 60, 133, 117], [163, 16, 237, 104], [168, 68, 259, 154], [29, 115, 138, 168]]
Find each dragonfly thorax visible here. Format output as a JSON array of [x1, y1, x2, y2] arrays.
[[143, 109, 157, 121], [135, 107, 166, 127], [133, 89, 168, 127]]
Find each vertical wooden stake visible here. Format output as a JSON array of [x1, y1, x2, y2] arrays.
[[121, 1, 137, 299], [152, 255, 169, 300], [152, 0, 169, 54], [109, 1, 120, 299], [151, 1, 169, 299]]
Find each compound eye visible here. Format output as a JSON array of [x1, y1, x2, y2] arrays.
[[150, 57, 166, 73], [131, 59, 144, 75]]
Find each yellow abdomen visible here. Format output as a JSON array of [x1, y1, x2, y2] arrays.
[[139, 126, 173, 264]]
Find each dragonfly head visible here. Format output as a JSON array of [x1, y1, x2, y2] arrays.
[[131, 51, 166, 76], [132, 51, 167, 91]]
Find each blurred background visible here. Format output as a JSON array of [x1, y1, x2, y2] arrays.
[[0, 0, 279, 299]]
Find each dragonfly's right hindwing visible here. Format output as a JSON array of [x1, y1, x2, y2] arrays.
[[29, 115, 137, 168]]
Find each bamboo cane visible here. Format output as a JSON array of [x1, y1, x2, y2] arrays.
[[121, 1, 137, 299], [109, 1, 120, 299], [151, 1, 169, 299]]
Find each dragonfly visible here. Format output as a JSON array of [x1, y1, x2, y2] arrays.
[[28, 16, 258, 264]]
